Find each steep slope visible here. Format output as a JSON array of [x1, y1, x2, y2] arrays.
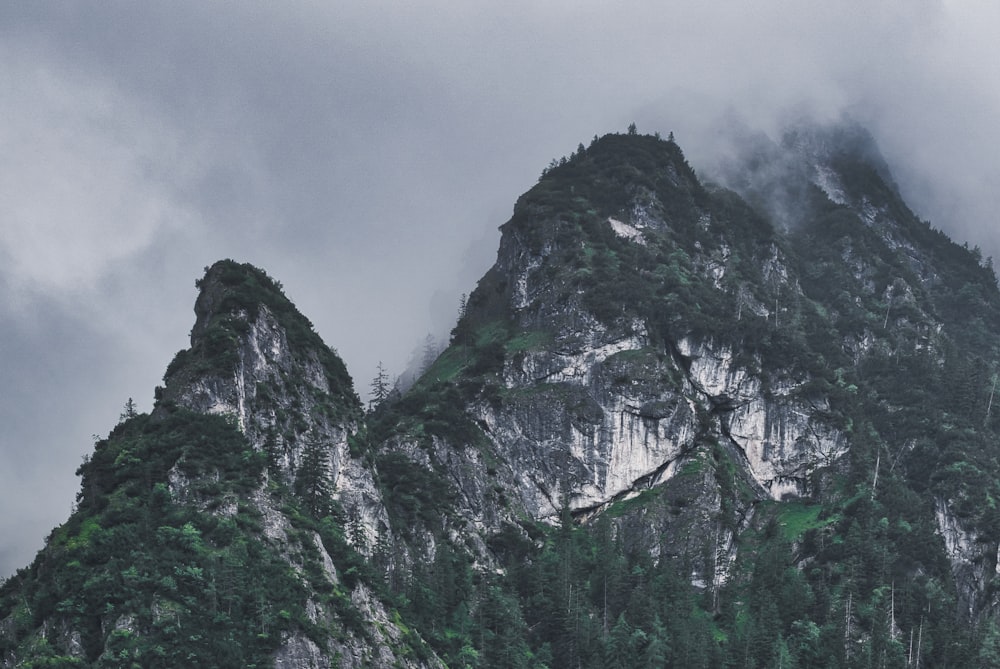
[[722, 123, 1000, 615], [392, 132, 852, 567], [6, 126, 1000, 668], [372, 128, 1000, 666], [0, 261, 441, 668]]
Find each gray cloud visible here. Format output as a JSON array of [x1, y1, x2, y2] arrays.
[[3, 1, 999, 577]]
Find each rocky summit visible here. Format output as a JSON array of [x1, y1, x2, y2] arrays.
[[5, 124, 1000, 667]]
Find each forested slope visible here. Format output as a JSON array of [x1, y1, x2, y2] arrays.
[[5, 126, 1000, 667]]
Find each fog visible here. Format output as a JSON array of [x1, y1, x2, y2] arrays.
[[3, 2, 999, 578]]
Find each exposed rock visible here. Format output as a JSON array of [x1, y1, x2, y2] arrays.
[[935, 498, 1000, 619]]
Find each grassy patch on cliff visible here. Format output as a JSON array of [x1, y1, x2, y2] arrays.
[[772, 502, 839, 542], [505, 330, 552, 353]]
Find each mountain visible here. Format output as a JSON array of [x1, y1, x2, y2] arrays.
[[5, 124, 1000, 667]]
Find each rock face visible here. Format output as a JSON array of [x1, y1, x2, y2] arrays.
[[441, 133, 855, 579], [409, 128, 1000, 626], [6, 125, 1000, 666], [156, 263, 438, 668], [935, 498, 1000, 618], [0, 261, 443, 668], [165, 267, 390, 554]]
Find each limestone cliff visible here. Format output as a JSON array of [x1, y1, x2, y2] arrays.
[[6, 126, 1000, 667], [1, 261, 443, 668]]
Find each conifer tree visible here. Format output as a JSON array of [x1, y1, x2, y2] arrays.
[[369, 360, 391, 410], [421, 334, 439, 375], [605, 613, 634, 669], [296, 437, 333, 517], [979, 620, 1000, 667], [119, 397, 138, 423], [642, 615, 669, 668]]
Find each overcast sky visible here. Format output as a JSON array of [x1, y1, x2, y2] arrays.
[[2, 2, 999, 578]]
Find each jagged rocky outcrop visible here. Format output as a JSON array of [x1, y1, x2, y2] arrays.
[[1, 261, 443, 668], [385, 128, 1000, 626], [434, 134, 855, 572], [6, 125, 1000, 667], [936, 497, 1000, 619], [158, 263, 442, 667], [162, 264, 390, 552]]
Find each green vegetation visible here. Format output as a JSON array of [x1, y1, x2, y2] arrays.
[[9, 129, 1000, 667], [0, 404, 429, 666], [0, 410, 303, 666], [773, 502, 837, 542], [403, 129, 1000, 666]]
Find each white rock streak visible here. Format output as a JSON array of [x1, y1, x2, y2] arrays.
[[607, 217, 646, 244], [680, 337, 846, 500]]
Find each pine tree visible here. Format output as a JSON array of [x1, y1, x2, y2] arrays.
[[296, 437, 333, 517], [605, 614, 635, 669], [421, 334, 439, 375], [119, 397, 138, 423], [477, 585, 530, 668], [369, 361, 391, 411], [979, 620, 1000, 668], [642, 615, 669, 668], [348, 515, 367, 552]]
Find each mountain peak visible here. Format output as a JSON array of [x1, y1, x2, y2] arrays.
[[513, 131, 705, 229], [161, 259, 360, 427], [10, 127, 1000, 667], [191, 259, 289, 338]]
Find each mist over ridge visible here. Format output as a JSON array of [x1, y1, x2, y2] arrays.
[[2, 2, 1000, 582], [7, 123, 1000, 666]]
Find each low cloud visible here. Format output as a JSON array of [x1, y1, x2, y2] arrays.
[[0, 50, 204, 303], [2, 2, 1000, 577]]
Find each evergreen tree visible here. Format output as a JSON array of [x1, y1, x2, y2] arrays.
[[119, 397, 138, 423], [421, 334, 439, 375], [369, 360, 391, 411], [642, 615, 669, 668], [478, 585, 530, 669], [979, 620, 1000, 668], [605, 614, 635, 669], [296, 437, 333, 516]]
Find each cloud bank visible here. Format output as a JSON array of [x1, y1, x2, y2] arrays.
[[2, 1, 999, 577]]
